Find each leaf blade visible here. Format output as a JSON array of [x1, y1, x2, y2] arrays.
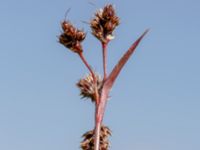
[[104, 29, 149, 91]]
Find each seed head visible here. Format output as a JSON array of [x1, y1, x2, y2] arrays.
[[90, 4, 120, 43], [59, 20, 86, 53], [81, 125, 111, 150], [77, 73, 102, 102]]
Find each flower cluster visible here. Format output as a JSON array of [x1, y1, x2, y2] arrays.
[[90, 4, 120, 43], [59, 21, 86, 53], [81, 126, 111, 150], [77, 73, 102, 102]]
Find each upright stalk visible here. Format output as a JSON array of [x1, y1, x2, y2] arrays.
[[94, 105, 101, 150], [94, 85, 109, 150], [93, 42, 108, 150], [102, 42, 108, 81]]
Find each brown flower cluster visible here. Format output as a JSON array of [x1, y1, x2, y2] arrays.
[[81, 126, 111, 150], [77, 73, 102, 102], [59, 21, 86, 53], [90, 4, 120, 43]]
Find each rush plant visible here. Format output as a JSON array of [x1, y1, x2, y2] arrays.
[[58, 4, 148, 150]]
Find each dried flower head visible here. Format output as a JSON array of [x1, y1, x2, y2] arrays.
[[81, 125, 111, 150], [59, 20, 86, 53], [77, 73, 102, 102], [90, 4, 120, 43]]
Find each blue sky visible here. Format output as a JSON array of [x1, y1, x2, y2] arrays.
[[0, 0, 200, 150]]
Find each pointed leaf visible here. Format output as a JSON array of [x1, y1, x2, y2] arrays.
[[104, 29, 149, 91]]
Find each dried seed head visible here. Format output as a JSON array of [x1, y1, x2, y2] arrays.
[[59, 20, 86, 53], [81, 125, 111, 150], [77, 73, 102, 102], [90, 4, 120, 43]]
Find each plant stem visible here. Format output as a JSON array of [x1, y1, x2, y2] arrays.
[[93, 84, 109, 150], [102, 42, 108, 81], [79, 52, 101, 150], [94, 105, 101, 150], [78, 52, 99, 104], [78, 52, 95, 80], [93, 41, 109, 150]]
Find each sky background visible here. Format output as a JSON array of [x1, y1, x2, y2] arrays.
[[0, 0, 200, 150]]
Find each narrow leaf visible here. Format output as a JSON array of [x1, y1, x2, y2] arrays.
[[104, 29, 149, 91]]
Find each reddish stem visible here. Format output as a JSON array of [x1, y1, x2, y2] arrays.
[[78, 52, 95, 80], [94, 105, 101, 150], [93, 86, 109, 150], [102, 42, 108, 81], [78, 52, 101, 150], [94, 41, 109, 150], [78, 52, 99, 104]]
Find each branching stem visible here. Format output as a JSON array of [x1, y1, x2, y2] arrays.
[[78, 52, 101, 150], [78, 52, 100, 104], [93, 41, 110, 150], [78, 52, 95, 80]]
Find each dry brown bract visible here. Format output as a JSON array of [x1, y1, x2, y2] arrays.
[[81, 126, 111, 150], [59, 21, 86, 53], [90, 4, 120, 43]]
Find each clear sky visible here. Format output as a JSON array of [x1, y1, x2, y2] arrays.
[[0, 0, 200, 150]]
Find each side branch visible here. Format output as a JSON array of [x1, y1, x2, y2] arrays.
[[78, 52, 100, 104]]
